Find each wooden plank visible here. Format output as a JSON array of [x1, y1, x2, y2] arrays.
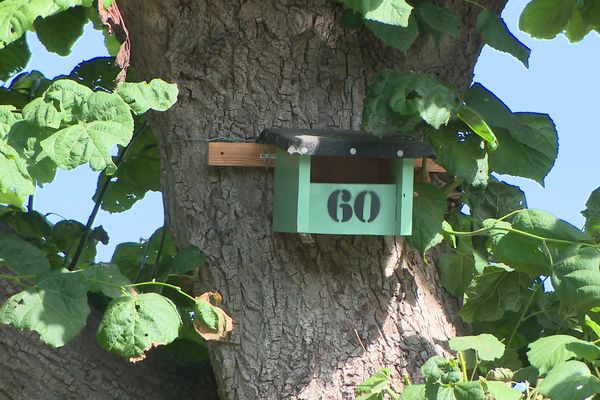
[[207, 142, 446, 172]]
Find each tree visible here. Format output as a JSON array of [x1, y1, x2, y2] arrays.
[[1, 1, 600, 400]]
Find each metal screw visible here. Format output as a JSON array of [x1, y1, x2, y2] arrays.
[[349, 147, 357, 155], [301, 147, 308, 154], [397, 149, 404, 157]]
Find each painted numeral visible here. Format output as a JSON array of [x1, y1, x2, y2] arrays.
[[327, 190, 381, 223]]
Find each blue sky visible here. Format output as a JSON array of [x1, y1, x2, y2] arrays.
[[23, 0, 600, 261]]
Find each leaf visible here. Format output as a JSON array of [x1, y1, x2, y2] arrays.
[[194, 292, 233, 341], [169, 245, 205, 276], [565, 6, 594, 42], [0, 0, 92, 48], [343, 0, 413, 26], [81, 263, 129, 298], [400, 384, 425, 400], [115, 79, 179, 114], [476, 10, 530, 68], [452, 381, 485, 400], [43, 79, 93, 124], [436, 251, 475, 297], [460, 264, 529, 323], [97, 292, 182, 361], [429, 131, 488, 187], [465, 84, 558, 185], [406, 183, 446, 255], [51, 219, 97, 266], [21, 98, 62, 129], [33, 6, 87, 56], [527, 335, 595, 375], [484, 381, 523, 400], [538, 361, 600, 400], [519, 0, 576, 39], [0, 36, 30, 81], [551, 245, 600, 314], [422, 356, 462, 384], [0, 269, 90, 347], [0, 139, 35, 196], [355, 368, 392, 398], [366, 16, 419, 53], [69, 56, 121, 91], [582, 187, 600, 241], [466, 180, 526, 221], [511, 209, 590, 243], [0, 234, 50, 275], [415, 1, 459, 41], [457, 105, 498, 150], [110, 242, 146, 281], [580, 0, 600, 26], [0, 105, 22, 139], [0, 191, 24, 206], [95, 126, 161, 212], [449, 334, 505, 361]]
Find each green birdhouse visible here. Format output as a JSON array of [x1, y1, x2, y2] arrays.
[[258, 129, 434, 236]]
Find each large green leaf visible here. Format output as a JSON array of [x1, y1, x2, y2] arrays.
[[0, 234, 50, 275], [400, 384, 425, 399], [0, 139, 35, 195], [519, 0, 576, 39], [115, 79, 179, 115], [69, 56, 121, 92], [21, 97, 62, 129], [169, 245, 205, 276], [429, 131, 488, 187], [33, 6, 86, 56], [436, 251, 475, 297], [0, 0, 92, 48], [565, 5, 595, 42], [51, 219, 98, 266], [406, 183, 446, 255], [476, 10, 530, 67], [414, 1, 459, 41], [422, 356, 462, 384], [466, 180, 526, 221], [449, 334, 505, 361], [343, 0, 413, 26], [0, 36, 30, 81], [355, 368, 392, 399], [538, 361, 600, 399], [511, 209, 590, 243], [97, 293, 182, 360], [366, 16, 419, 53], [0, 269, 90, 347], [551, 245, 600, 314], [582, 187, 600, 241], [81, 263, 130, 298], [484, 381, 523, 400], [43, 79, 92, 123], [460, 264, 529, 322], [0, 105, 22, 139], [457, 105, 498, 150], [527, 335, 596, 375]]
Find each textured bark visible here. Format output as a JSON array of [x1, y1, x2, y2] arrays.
[[121, 1, 506, 399], [0, 281, 218, 400]]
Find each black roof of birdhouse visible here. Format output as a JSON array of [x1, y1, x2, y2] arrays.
[[258, 128, 434, 159]]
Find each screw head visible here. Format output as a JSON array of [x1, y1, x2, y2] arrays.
[[397, 149, 404, 157], [349, 147, 357, 155]]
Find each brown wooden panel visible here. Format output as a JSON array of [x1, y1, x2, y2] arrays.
[[207, 142, 445, 172]]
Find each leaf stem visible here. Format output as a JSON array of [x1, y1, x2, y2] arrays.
[[0, 273, 36, 282], [68, 122, 147, 270], [506, 277, 546, 349], [457, 351, 468, 381], [151, 225, 167, 280], [442, 179, 463, 197], [125, 281, 196, 302], [461, 0, 488, 11]]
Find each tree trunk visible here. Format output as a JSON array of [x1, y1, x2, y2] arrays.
[[121, 0, 505, 399], [0, 280, 218, 400]]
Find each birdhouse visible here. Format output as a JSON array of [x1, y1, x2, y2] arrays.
[[257, 129, 435, 236]]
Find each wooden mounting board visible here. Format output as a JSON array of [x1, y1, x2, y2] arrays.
[[207, 142, 445, 172]]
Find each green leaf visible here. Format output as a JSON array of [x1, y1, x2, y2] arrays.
[[110, 242, 146, 281], [169, 245, 205, 276], [0, 234, 50, 275], [355, 368, 392, 398], [96, 126, 161, 212], [366, 16, 419, 53], [0, 0, 92, 47], [340, 9, 363, 30], [69, 56, 121, 91], [565, 6, 594, 42], [0, 269, 90, 347], [538, 361, 600, 399], [476, 10, 530, 68], [22, 97, 62, 129], [582, 187, 600, 241], [51, 219, 96, 266], [415, 1, 459, 40], [0, 105, 22, 139], [466, 180, 526, 221], [585, 314, 600, 339], [484, 381, 523, 400], [81, 263, 129, 298], [513, 366, 539, 385], [551, 245, 600, 314], [0, 191, 24, 206], [519, 0, 576, 39], [527, 335, 595, 375], [580, 0, 600, 26], [400, 384, 425, 400], [460, 264, 529, 323], [452, 381, 485, 400], [512, 209, 590, 243], [115, 79, 179, 115], [43, 79, 93, 124], [97, 293, 182, 361], [457, 105, 498, 150], [0, 139, 35, 196], [0, 36, 31, 81], [33, 6, 87, 56], [429, 131, 488, 187], [343, 0, 413, 26], [449, 334, 505, 361], [422, 356, 462, 384], [436, 251, 475, 297], [406, 183, 446, 255], [82, 91, 134, 131]]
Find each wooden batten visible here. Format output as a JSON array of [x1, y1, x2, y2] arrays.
[[207, 142, 445, 172]]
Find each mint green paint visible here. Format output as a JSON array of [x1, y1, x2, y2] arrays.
[[272, 150, 415, 236]]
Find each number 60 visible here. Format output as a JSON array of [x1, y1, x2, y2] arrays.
[[327, 190, 381, 223]]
